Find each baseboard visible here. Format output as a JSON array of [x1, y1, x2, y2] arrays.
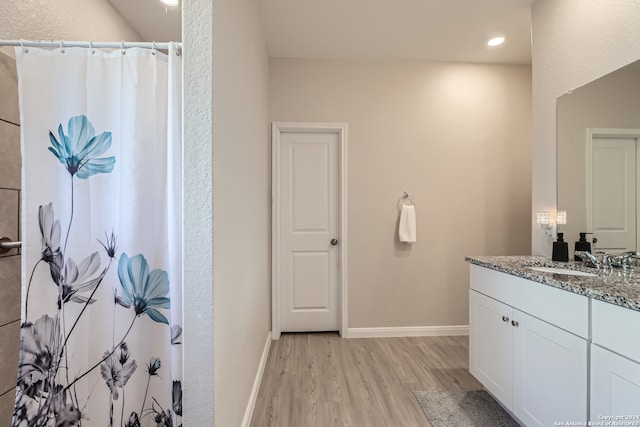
[[241, 331, 272, 427], [346, 325, 469, 338]]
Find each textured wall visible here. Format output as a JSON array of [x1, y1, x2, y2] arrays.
[[213, 0, 271, 426], [182, 0, 214, 425], [531, 0, 640, 255], [270, 59, 532, 328], [0, 0, 140, 42]]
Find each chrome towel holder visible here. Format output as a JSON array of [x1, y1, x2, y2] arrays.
[[399, 192, 416, 207], [0, 237, 21, 254]]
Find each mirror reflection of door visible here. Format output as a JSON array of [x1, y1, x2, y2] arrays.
[[556, 61, 640, 255], [587, 132, 640, 253]]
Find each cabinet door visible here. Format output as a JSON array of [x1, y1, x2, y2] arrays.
[[591, 344, 640, 418], [513, 311, 588, 426], [469, 290, 513, 408]]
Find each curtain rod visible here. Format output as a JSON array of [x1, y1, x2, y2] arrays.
[[0, 40, 181, 51]]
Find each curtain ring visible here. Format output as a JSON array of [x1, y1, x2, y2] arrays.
[[20, 39, 28, 53], [60, 40, 65, 54], [121, 41, 126, 55], [152, 41, 157, 56], [89, 40, 95, 55]]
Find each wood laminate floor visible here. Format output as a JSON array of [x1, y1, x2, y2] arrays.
[[250, 333, 483, 427]]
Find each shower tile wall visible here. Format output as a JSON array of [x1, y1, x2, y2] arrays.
[[0, 51, 21, 427]]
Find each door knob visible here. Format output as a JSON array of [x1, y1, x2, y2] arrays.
[[330, 239, 338, 246]]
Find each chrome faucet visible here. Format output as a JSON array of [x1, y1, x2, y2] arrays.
[[575, 250, 640, 271], [613, 251, 640, 271], [575, 251, 600, 268]]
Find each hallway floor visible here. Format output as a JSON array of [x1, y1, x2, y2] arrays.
[[250, 333, 482, 426]]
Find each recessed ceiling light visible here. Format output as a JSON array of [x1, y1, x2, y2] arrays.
[[160, 0, 179, 6], [487, 36, 506, 47]]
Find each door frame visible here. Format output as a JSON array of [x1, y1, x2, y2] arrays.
[[271, 122, 348, 340], [585, 128, 640, 244]]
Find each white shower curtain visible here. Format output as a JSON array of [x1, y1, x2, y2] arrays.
[[13, 44, 182, 427]]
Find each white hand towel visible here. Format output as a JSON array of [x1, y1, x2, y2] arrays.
[[399, 204, 417, 243]]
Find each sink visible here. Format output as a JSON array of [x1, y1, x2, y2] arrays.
[[527, 266, 597, 277]]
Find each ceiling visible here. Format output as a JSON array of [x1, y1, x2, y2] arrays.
[[108, 0, 534, 65], [107, 0, 182, 43]]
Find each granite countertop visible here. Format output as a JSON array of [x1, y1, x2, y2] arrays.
[[466, 255, 640, 312]]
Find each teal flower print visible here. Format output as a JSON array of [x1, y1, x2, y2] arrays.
[[117, 253, 171, 324], [48, 115, 116, 179]]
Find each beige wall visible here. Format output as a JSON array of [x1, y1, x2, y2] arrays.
[[213, 0, 271, 425], [0, 0, 140, 44], [531, 0, 640, 255], [557, 65, 640, 251], [270, 59, 532, 328]]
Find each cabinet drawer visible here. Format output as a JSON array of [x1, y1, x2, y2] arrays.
[[592, 299, 640, 362], [470, 264, 589, 338]]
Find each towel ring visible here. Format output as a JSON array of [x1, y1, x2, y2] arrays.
[[399, 192, 416, 208]]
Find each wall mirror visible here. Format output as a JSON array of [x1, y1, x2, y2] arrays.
[[557, 60, 640, 254]]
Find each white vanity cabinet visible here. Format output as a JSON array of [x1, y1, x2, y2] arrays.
[[470, 290, 514, 407], [469, 265, 589, 426], [590, 299, 640, 418]]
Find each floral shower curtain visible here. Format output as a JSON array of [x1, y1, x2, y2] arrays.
[[13, 44, 182, 427]]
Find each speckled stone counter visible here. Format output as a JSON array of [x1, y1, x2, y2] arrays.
[[466, 255, 640, 312]]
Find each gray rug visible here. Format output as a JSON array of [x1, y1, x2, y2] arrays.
[[414, 390, 520, 427]]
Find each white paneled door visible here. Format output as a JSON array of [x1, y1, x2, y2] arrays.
[[273, 123, 347, 338], [589, 136, 637, 252]]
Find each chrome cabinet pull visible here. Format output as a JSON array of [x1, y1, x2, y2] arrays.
[[511, 320, 519, 327], [502, 316, 509, 322]]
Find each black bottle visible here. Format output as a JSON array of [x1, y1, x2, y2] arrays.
[[552, 232, 569, 262], [574, 232, 592, 261]]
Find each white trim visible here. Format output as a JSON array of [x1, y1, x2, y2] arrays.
[[339, 125, 349, 338], [271, 123, 280, 340], [271, 122, 349, 339], [585, 128, 640, 233], [346, 325, 469, 339], [241, 332, 272, 427]]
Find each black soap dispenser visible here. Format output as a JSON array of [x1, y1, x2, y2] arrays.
[[552, 232, 569, 262], [574, 232, 592, 261]]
